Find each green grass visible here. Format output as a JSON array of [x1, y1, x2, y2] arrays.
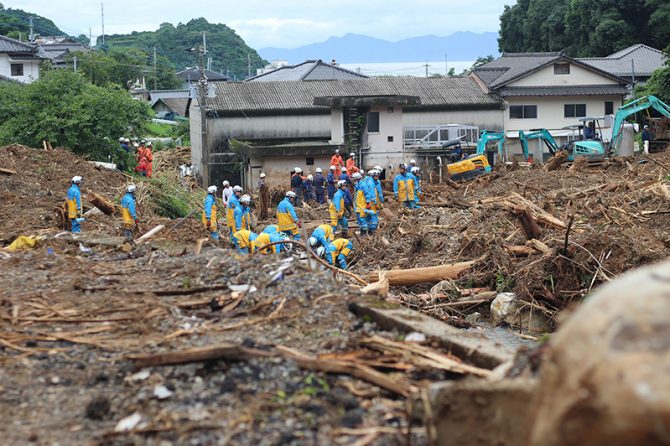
[[145, 122, 174, 138]]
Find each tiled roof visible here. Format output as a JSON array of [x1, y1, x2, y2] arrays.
[[206, 77, 502, 112], [149, 89, 190, 106], [177, 68, 229, 82], [498, 85, 629, 97], [579, 44, 667, 77], [247, 60, 367, 82], [0, 35, 36, 53], [155, 97, 189, 116], [474, 52, 564, 88]]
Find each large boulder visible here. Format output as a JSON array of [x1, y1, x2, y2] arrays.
[[528, 261, 670, 446]]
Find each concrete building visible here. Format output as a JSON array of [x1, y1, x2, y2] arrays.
[[190, 77, 503, 189], [0, 35, 46, 84], [472, 52, 629, 156]]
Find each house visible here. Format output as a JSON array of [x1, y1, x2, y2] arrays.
[[0, 35, 47, 84], [579, 44, 667, 85], [247, 59, 368, 82], [176, 67, 229, 89], [35, 36, 89, 68], [149, 89, 191, 119], [472, 52, 629, 156], [190, 77, 503, 188]]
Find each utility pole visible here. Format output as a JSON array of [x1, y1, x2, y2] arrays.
[[101, 3, 105, 45], [197, 43, 209, 186], [424, 61, 430, 77], [153, 46, 157, 90], [73, 55, 77, 73], [247, 54, 251, 79], [445, 53, 448, 76], [89, 27, 92, 47], [28, 18, 35, 43]]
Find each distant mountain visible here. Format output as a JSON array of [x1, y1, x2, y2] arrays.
[[0, 5, 64, 39], [259, 32, 499, 63], [102, 18, 266, 81]]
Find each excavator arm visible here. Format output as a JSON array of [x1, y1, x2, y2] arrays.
[[518, 129, 559, 161], [476, 130, 506, 158], [611, 95, 670, 154]]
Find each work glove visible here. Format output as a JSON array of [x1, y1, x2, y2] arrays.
[[365, 202, 371, 209], [134, 219, 140, 225], [297, 221, 302, 229], [206, 219, 211, 229]]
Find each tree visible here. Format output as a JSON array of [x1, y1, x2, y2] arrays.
[[0, 70, 150, 160]]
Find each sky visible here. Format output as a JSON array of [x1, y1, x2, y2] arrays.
[[8, 0, 511, 49]]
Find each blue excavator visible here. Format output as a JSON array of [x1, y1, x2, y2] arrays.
[[610, 95, 670, 155], [519, 128, 605, 162], [444, 130, 504, 181]]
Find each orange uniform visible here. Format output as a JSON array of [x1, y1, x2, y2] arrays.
[[330, 154, 344, 177], [144, 147, 154, 177], [346, 157, 359, 174]]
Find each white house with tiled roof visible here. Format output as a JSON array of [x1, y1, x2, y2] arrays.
[[0, 35, 46, 84], [580, 44, 667, 85]]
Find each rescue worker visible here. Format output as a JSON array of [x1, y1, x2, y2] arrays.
[[324, 238, 353, 270], [135, 156, 148, 176], [329, 180, 349, 237], [253, 231, 288, 254], [314, 167, 326, 204], [232, 229, 258, 254], [277, 191, 301, 239], [222, 180, 233, 207], [408, 159, 417, 172], [257, 172, 266, 190], [135, 141, 145, 165], [226, 185, 243, 240], [120, 184, 139, 241], [291, 167, 304, 206], [308, 224, 335, 251], [203, 185, 220, 240], [234, 194, 252, 232], [263, 224, 279, 234], [326, 165, 337, 200], [346, 153, 359, 174], [303, 174, 315, 203], [372, 166, 384, 208], [66, 176, 84, 233], [339, 166, 350, 185], [363, 169, 380, 234], [144, 141, 154, 178], [330, 149, 344, 177], [393, 163, 416, 209], [642, 125, 651, 155], [352, 172, 369, 235], [410, 166, 422, 207]]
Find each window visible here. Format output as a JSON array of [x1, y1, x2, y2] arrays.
[[554, 63, 570, 75], [605, 101, 614, 115], [564, 104, 586, 118], [509, 105, 537, 119], [387, 107, 394, 113], [367, 112, 380, 133], [387, 136, 394, 142], [306, 157, 314, 166], [10, 64, 23, 76]]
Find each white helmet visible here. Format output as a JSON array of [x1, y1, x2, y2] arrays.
[[260, 172, 266, 178], [342, 167, 347, 172], [294, 167, 303, 173], [119, 137, 124, 142], [133, 143, 140, 148], [72, 176, 82, 183], [335, 149, 340, 154], [124, 138, 130, 143], [147, 141, 152, 147], [315, 167, 322, 173], [349, 153, 355, 157], [352, 172, 362, 180], [329, 165, 336, 170], [207, 185, 217, 194], [410, 159, 416, 164], [240, 194, 251, 204], [411, 166, 420, 173], [316, 246, 326, 258], [307, 174, 313, 181], [374, 165, 383, 171], [286, 191, 297, 198], [337, 180, 347, 188], [308, 237, 318, 247], [368, 169, 379, 176], [233, 185, 243, 193], [223, 180, 230, 186], [127, 184, 136, 193]]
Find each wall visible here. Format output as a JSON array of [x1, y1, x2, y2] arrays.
[[0, 55, 40, 84], [330, 108, 344, 144], [210, 114, 330, 140], [250, 155, 332, 191], [403, 109, 503, 131], [363, 105, 404, 168], [510, 63, 620, 87], [189, 104, 203, 178]]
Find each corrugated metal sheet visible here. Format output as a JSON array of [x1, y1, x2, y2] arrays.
[[498, 85, 629, 97], [248, 60, 366, 82], [207, 77, 502, 111]]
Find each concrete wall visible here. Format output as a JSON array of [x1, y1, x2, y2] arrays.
[[0, 55, 40, 84], [190, 105, 203, 177], [403, 108, 503, 131], [210, 114, 330, 140], [511, 62, 620, 87], [249, 155, 332, 191], [330, 108, 344, 144]]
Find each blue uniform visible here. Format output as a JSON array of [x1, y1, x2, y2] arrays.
[[325, 239, 353, 270], [410, 173, 422, 207], [234, 205, 251, 232], [329, 188, 348, 232], [303, 178, 315, 202], [310, 224, 335, 249], [393, 172, 417, 209], [120, 192, 137, 239], [262, 224, 279, 234], [226, 194, 240, 240], [291, 173, 303, 204], [277, 197, 301, 239], [314, 173, 326, 204], [66, 184, 82, 233], [203, 193, 219, 240], [374, 178, 384, 204], [327, 171, 336, 199], [363, 177, 379, 232]]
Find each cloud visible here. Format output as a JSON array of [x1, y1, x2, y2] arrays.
[[229, 17, 338, 48]]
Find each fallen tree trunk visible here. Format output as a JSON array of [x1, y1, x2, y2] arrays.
[[0, 167, 16, 175], [513, 205, 542, 240], [128, 343, 275, 368], [87, 193, 116, 215], [367, 259, 477, 286], [544, 150, 569, 171], [135, 225, 165, 245]]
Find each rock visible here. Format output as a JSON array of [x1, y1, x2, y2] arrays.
[[85, 396, 111, 420], [528, 260, 670, 446], [491, 293, 550, 333]]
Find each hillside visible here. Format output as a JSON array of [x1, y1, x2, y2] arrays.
[[259, 32, 499, 64], [102, 18, 266, 81], [0, 4, 64, 39]]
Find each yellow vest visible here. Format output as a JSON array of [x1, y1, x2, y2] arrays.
[[201, 203, 218, 227], [397, 177, 415, 202]]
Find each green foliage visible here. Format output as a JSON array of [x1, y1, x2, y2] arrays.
[[102, 18, 266, 80], [66, 48, 181, 90], [495, 272, 515, 293], [145, 122, 174, 138], [499, 0, 668, 56], [147, 173, 203, 219], [636, 46, 670, 101], [0, 70, 150, 160], [0, 6, 63, 38]]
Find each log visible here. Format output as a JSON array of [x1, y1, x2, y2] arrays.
[[367, 259, 477, 286], [361, 272, 389, 297], [0, 167, 16, 175], [528, 239, 552, 255], [513, 205, 542, 240], [135, 224, 165, 245], [128, 343, 275, 368], [87, 193, 116, 215], [509, 193, 566, 229], [505, 245, 536, 256], [544, 150, 569, 171]]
